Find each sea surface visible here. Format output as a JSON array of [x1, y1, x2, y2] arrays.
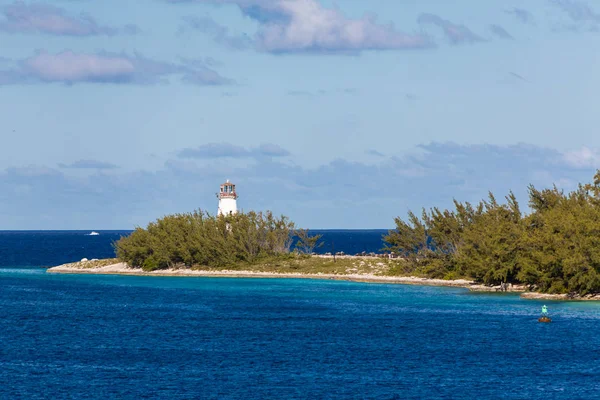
[[1, 231, 600, 399], [0, 230, 388, 268]]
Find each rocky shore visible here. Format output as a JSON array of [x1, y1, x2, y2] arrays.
[[49, 259, 600, 300], [46, 258, 530, 293], [47, 259, 470, 287], [520, 292, 600, 301]]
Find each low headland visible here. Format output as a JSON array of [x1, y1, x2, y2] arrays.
[[46, 256, 599, 301], [47, 170, 600, 301], [47, 256, 517, 292]]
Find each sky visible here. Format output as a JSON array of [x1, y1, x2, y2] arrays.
[[1, 0, 600, 229]]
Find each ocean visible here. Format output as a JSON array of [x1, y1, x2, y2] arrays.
[[0, 230, 390, 268], [1, 231, 600, 399]]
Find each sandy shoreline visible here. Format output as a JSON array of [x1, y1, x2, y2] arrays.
[[49, 259, 600, 300], [47, 262, 472, 286], [46, 261, 524, 292]]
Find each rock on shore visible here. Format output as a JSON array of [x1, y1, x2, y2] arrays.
[[49, 259, 600, 301], [47, 258, 479, 287], [520, 292, 600, 301]]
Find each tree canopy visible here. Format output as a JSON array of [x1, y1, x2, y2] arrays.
[[115, 210, 295, 271], [294, 229, 324, 254], [383, 171, 600, 295]]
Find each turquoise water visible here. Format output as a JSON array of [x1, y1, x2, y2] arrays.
[[1, 267, 600, 399]]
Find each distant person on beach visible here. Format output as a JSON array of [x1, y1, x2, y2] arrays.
[[542, 305, 548, 316]]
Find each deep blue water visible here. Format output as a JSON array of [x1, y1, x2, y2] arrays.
[[1, 231, 600, 399], [0, 230, 389, 268], [0, 231, 129, 268]]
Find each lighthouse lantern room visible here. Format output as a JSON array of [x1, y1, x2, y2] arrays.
[[217, 180, 238, 216]]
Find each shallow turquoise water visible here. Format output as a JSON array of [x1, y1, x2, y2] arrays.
[[1, 267, 599, 399]]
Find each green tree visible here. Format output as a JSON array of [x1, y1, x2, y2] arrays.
[[384, 171, 600, 294], [294, 229, 324, 254], [455, 193, 524, 285], [115, 210, 295, 271]]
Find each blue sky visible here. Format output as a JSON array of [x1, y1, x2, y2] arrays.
[[1, 0, 600, 229]]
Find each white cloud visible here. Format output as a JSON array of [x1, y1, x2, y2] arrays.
[[257, 0, 433, 53], [563, 147, 600, 168], [172, 0, 433, 53], [0, 2, 138, 36], [0, 50, 232, 85]]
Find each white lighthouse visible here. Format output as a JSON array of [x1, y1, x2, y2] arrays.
[[217, 180, 238, 216]]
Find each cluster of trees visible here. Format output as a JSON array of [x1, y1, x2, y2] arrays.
[[384, 172, 600, 295], [115, 210, 296, 271]]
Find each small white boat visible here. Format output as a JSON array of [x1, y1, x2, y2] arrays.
[[87, 231, 100, 236]]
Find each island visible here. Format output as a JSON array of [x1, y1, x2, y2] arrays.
[[48, 172, 600, 301]]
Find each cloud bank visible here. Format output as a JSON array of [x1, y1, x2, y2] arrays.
[[417, 13, 483, 44], [550, 0, 600, 23], [0, 1, 138, 36], [178, 143, 291, 158], [563, 146, 600, 168], [505, 8, 535, 25], [2, 142, 598, 229], [58, 160, 119, 170], [173, 0, 433, 53], [181, 16, 252, 50], [0, 51, 232, 85], [550, 0, 600, 31]]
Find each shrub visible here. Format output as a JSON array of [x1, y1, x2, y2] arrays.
[[115, 210, 295, 270]]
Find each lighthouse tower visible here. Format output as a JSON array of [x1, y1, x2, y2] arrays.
[[217, 180, 238, 216]]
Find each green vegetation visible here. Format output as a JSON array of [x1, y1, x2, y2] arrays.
[[196, 255, 397, 276], [383, 171, 600, 295], [112, 173, 600, 295], [115, 210, 295, 271], [62, 258, 120, 269], [294, 228, 324, 254], [113, 210, 392, 275]]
